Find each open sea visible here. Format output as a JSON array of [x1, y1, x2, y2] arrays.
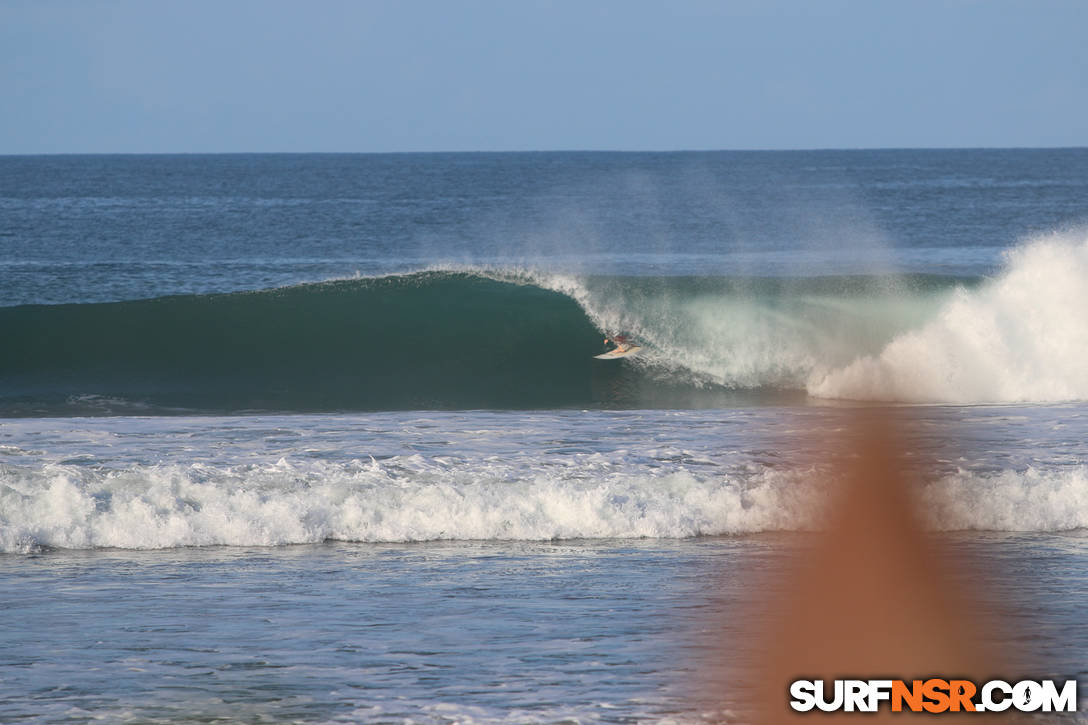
[[2, 150, 1088, 722]]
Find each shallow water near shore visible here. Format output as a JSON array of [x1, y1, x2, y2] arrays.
[[3, 532, 1086, 723], [2, 406, 1088, 721]]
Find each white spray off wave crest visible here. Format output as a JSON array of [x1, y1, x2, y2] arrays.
[[810, 231, 1088, 403]]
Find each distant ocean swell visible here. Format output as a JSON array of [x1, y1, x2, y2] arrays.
[[2, 230, 1086, 413], [3, 457, 1086, 552]]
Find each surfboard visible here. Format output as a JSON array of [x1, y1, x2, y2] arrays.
[[594, 346, 641, 360]]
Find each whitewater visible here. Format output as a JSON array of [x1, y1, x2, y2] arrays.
[[4, 405, 1087, 554], [6, 452, 1088, 552], [809, 231, 1088, 402], [534, 229, 1088, 404]]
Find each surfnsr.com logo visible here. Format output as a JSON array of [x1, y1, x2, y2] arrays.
[[789, 679, 1078, 713]]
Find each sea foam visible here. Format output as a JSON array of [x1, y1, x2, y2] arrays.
[[0, 457, 819, 552], [808, 231, 1088, 402], [3, 456, 1085, 552]]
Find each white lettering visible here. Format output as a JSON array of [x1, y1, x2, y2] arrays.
[[844, 680, 868, 712], [815, 679, 844, 712], [1014, 680, 1043, 712], [868, 679, 893, 711], [1040, 680, 1077, 713], [789, 680, 817, 712], [982, 680, 1012, 712]]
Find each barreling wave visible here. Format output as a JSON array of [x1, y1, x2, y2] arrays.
[[3, 456, 1084, 553], [2, 229, 1088, 413], [563, 229, 1088, 405], [0, 268, 924, 414]]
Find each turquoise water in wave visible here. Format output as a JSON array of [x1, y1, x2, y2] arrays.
[[2, 150, 1088, 722]]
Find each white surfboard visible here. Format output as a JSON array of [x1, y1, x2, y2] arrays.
[[594, 346, 641, 360]]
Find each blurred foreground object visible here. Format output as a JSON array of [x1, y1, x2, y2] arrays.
[[752, 409, 1015, 723]]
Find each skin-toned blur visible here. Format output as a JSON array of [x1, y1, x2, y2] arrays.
[[711, 408, 1038, 723]]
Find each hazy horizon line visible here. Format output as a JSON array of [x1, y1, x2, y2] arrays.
[[3, 144, 1087, 157]]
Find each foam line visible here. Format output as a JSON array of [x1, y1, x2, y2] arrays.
[[3, 457, 1085, 552]]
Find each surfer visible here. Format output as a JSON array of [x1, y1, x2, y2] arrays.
[[604, 334, 632, 354]]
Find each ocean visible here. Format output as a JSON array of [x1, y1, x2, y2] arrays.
[[2, 150, 1087, 722]]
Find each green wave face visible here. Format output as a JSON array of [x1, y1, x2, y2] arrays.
[[1, 270, 972, 415], [0, 272, 616, 414]]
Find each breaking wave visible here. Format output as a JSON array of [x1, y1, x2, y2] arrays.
[[3, 457, 1085, 553], [2, 230, 1087, 412], [809, 230, 1088, 402]]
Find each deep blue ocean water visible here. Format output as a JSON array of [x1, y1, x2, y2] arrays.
[[2, 150, 1088, 722]]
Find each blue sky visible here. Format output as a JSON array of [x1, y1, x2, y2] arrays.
[[2, 0, 1086, 153]]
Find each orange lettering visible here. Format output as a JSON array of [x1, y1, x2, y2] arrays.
[[949, 680, 977, 712], [892, 680, 924, 712], [923, 678, 951, 713]]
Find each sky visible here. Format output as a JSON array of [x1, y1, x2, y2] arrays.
[[2, 0, 1086, 154]]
